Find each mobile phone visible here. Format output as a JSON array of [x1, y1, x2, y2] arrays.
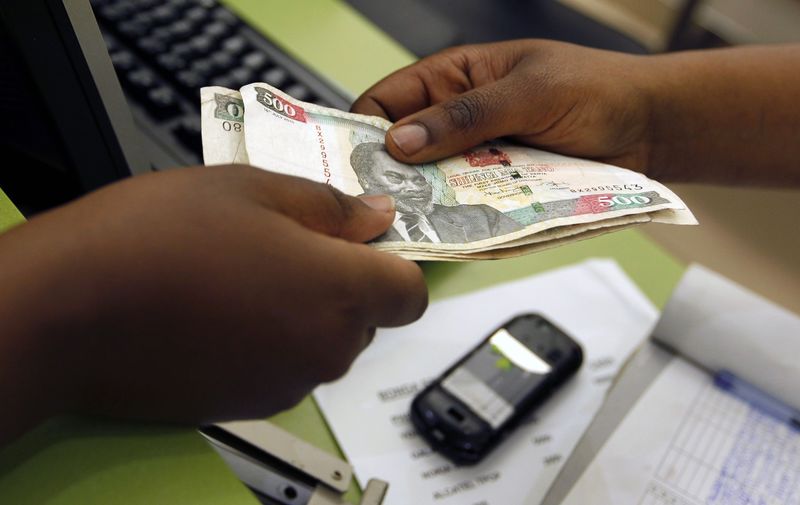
[[410, 313, 583, 465]]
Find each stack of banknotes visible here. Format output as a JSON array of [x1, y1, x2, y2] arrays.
[[201, 83, 696, 261]]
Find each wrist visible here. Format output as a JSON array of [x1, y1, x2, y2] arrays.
[[637, 51, 712, 183], [632, 55, 675, 181], [0, 217, 96, 442]]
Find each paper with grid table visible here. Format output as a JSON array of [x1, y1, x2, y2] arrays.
[[561, 265, 800, 505]]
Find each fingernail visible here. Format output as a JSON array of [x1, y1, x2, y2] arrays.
[[389, 123, 429, 156], [358, 194, 395, 213]]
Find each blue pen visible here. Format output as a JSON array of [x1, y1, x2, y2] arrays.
[[714, 370, 800, 431]]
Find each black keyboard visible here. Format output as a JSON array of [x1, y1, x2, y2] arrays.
[[90, 0, 352, 166]]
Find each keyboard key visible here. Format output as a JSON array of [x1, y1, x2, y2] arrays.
[[132, 11, 156, 28], [190, 58, 216, 79], [165, 0, 191, 9], [110, 51, 138, 72], [260, 67, 288, 88], [204, 21, 230, 40], [171, 42, 195, 59], [128, 68, 158, 88], [189, 35, 214, 55], [221, 35, 248, 56], [151, 5, 178, 24], [242, 51, 269, 72], [185, 6, 208, 23], [102, 33, 120, 53], [211, 6, 238, 26], [210, 76, 236, 89], [145, 86, 182, 120], [126, 68, 159, 101], [285, 83, 312, 102], [229, 67, 255, 87], [156, 52, 187, 72], [118, 19, 150, 39], [137, 36, 168, 56], [124, 0, 152, 10], [150, 26, 174, 43], [173, 116, 202, 153], [210, 51, 235, 73], [170, 20, 194, 41], [99, 4, 134, 23], [175, 69, 204, 93]]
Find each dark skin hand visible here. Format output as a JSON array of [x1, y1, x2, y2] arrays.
[[0, 165, 428, 445], [352, 39, 800, 186]]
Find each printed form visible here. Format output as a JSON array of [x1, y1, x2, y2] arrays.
[[314, 259, 659, 505], [562, 265, 800, 505], [562, 358, 800, 505]]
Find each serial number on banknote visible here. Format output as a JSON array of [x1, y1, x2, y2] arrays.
[[570, 184, 644, 193]]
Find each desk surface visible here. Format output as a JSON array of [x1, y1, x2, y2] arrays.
[[0, 2, 684, 504], [0, 230, 683, 505], [0, 187, 23, 231]]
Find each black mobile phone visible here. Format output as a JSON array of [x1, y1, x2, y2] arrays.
[[410, 313, 583, 465]]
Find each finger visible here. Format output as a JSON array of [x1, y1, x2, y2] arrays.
[[351, 51, 474, 121], [334, 241, 429, 328], [352, 68, 435, 120], [270, 222, 428, 331], [383, 78, 524, 164], [253, 171, 396, 243], [248, 170, 428, 326]]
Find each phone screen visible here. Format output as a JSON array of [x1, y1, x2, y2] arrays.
[[440, 318, 563, 429]]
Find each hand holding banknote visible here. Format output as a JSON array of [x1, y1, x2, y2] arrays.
[[352, 40, 652, 172], [0, 165, 427, 442], [353, 39, 800, 186], [202, 81, 696, 260]]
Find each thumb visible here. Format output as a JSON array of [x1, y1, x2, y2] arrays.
[[263, 173, 396, 242], [384, 79, 522, 164]]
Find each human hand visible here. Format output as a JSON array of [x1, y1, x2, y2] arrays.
[[0, 165, 427, 439], [352, 39, 654, 173]]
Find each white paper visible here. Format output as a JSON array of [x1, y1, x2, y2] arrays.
[[653, 264, 800, 411], [314, 259, 658, 505], [562, 357, 800, 505]]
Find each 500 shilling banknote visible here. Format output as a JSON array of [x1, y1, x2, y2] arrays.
[[201, 84, 696, 261]]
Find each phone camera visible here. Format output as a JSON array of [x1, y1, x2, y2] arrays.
[[282, 485, 298, 500], [447, 407, 465, 423]]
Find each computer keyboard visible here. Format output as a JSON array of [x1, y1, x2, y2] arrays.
[[90, 0, 352, 166]]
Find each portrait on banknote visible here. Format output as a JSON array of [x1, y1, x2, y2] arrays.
[[204, 83, 696, 260], [349, 142, 523, 244]]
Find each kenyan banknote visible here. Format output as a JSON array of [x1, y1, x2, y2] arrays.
[[201, 86, 249, 165], [201, 84, 696, 261]]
